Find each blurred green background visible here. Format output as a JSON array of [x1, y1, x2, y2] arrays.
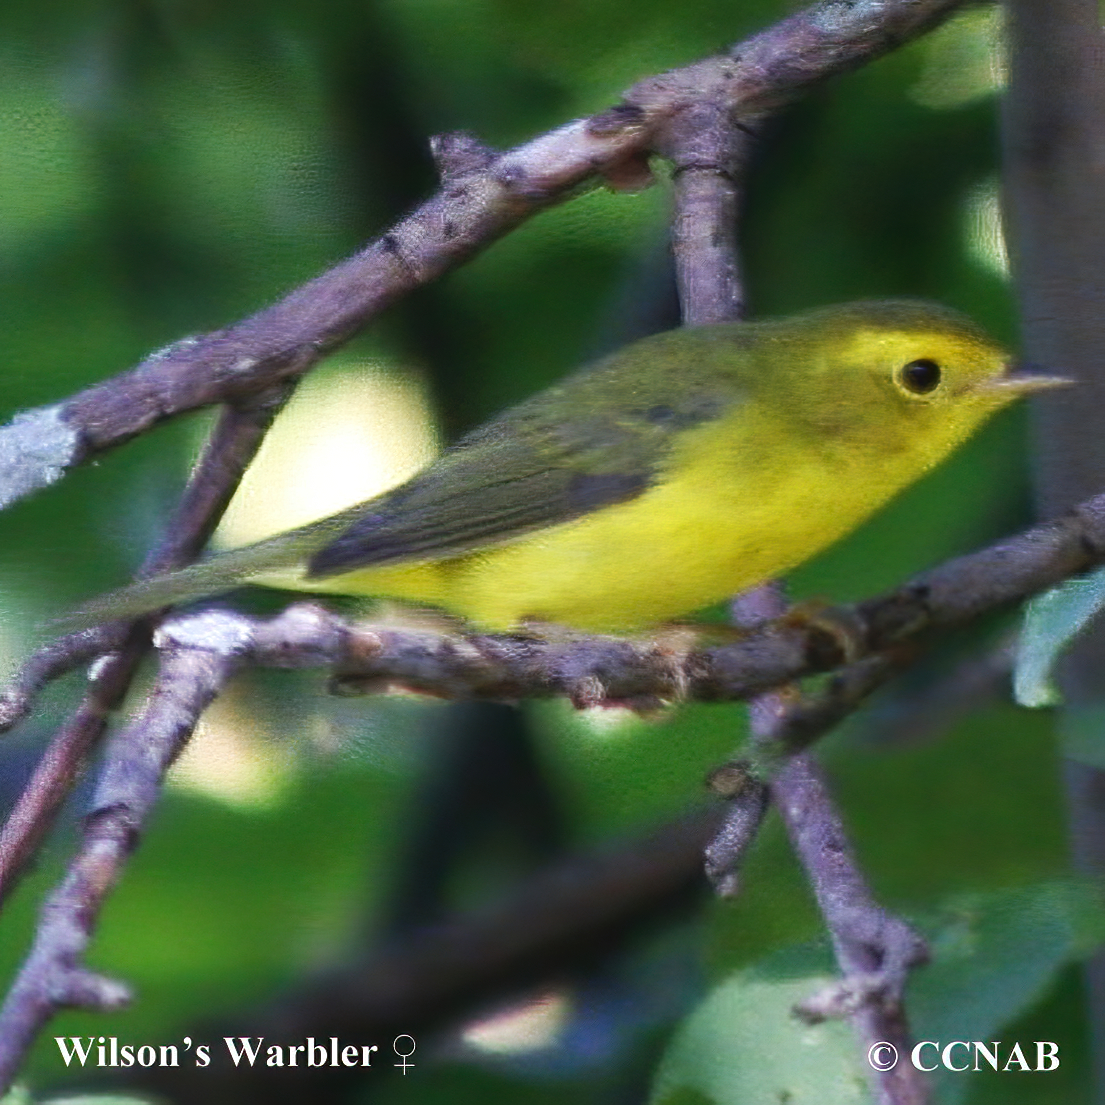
[[0, 2, 1094, 1103]]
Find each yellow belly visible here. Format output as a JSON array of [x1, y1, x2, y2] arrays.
[[283, 411, 924, 633]]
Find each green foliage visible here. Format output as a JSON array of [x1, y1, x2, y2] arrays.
[[39, 1097, 154, 1105], [911, 881, 1105, 1104], [1015, 567, 1105, 709], [651, 968, 868, 1105], [2, 1084, 154, 1104], [654, 881, 1105, 1105]]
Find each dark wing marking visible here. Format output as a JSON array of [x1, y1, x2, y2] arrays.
[[307, 435, 651, 576], [59, 326, 750, 627], [308, 350, 739, 578]]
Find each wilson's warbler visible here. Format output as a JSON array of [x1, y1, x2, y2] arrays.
[[70, 300, 1064, 633]]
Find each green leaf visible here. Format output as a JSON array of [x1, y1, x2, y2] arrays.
[[656, 881, 1105, 1105], [650, 969, 870, 1105], [911, 880, 1104, 1036], [1014, 566, 1105, 707], [909, 880, 1105, 1104]]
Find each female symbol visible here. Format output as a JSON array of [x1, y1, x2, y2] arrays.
[[393, 1035, 416, 1074]]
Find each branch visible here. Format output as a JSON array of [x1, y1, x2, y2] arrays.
[[0, 387, 291, 905], [731, 586, 929, 1105], [659, 71, 930, 1095], [182, 493, 1097, 702], [5, 488, 1103, 728], [780, 757, 928, 1105], [0, 626, 120, 734], [657, 100, 757, 325], [658, 82, 789, 1028], [0, 0, 965, 511], [0, 637, 245, 1089]]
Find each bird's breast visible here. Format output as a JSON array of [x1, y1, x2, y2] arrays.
[[432, 412, 917, 631]]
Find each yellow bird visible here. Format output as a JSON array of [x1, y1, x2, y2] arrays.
[[69, 300, 1064, 633]]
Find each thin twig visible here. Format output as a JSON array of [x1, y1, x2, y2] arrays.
[[0, 626, 122, 734], [0, 0, 966, 512], [721, 583, 794, 890], [771, 652, 906, 755], [852, 637, 1012, 750], [0, 386, 291, 905], [0, 635, 247, 1090], [702, 762, 770, 896], [3, 488, 1103, 726], [777, 757, 928, 1105], [730, 584, 929, 1105]]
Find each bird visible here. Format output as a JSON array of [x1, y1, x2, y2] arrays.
[[65, 300, 1066, 634]]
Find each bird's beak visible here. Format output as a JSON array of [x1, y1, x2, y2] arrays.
[[979, 362, 1073, 395]]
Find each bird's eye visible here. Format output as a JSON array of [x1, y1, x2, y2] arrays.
[[898, 358, 942, 395]]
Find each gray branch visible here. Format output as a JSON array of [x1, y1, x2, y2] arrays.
[[0, 639, 243, 1088], [0, 388, 292, 906], [174, 493, 1102, 703], [779, 755, 928, 1105], [4, 488, 1104, 728], [0, 0, 965, 512], [731, 585, 929, 1105]]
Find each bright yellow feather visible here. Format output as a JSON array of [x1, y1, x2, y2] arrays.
[[68, 301, 1066, 634]]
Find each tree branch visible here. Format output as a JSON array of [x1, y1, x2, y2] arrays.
[[181, 493, 1098, 704], [0, 386, 292, 905], [0, 0, 965, 512], [658, 100, 757, 325], [4, 488, 1103, 727], [779, 755, 927, 1105], [733, 585, 929, 1105], [0, 636, 245, 1089], [657, 68, 931, 1092]]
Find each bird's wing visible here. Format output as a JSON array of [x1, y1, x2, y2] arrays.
[[308, 368, 736, 576], [61, 330, 745, 626]]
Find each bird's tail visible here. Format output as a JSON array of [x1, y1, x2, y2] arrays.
[[56, 511, 359, 631]]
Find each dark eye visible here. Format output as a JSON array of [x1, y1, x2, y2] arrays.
[[899, 358, 942, 394]]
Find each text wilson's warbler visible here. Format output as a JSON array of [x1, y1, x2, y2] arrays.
[[71, 300, 1065, 634]]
